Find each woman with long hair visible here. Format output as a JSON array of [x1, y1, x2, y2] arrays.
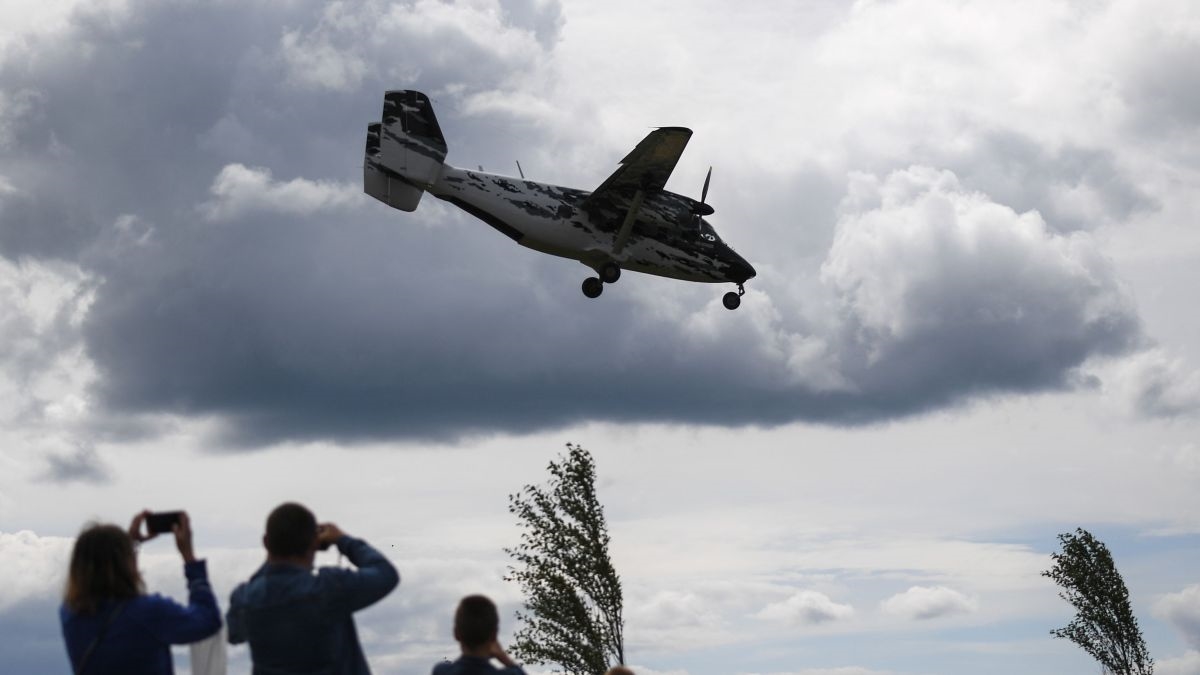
[[60, 510, 222, 674]]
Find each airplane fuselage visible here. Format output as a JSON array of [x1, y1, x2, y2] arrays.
[[430, 166, 756, 285]]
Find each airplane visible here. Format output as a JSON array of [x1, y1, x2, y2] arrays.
[[363, 90, 755, 309]]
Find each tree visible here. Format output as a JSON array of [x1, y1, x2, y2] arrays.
[[505, 443, 625, 675], [1043, 528, 1154, 675]]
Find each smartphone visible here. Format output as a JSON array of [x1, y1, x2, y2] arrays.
[[146, 511, 183, 535]]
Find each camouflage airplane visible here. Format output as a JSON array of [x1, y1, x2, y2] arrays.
[[363, 90, 756, 309]]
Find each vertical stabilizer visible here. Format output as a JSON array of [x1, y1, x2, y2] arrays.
[[364, 90, 449, 212], [378, 91, 447, 188]]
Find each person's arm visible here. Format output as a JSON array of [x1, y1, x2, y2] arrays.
[[146, 558, 223, 643], [147, 512, 223, 643], [317, 523, 399, 612]]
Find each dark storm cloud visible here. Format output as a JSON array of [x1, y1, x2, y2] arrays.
[[2, 0, 1147, 446]]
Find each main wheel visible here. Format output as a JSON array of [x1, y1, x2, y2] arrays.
[[722, 291, 741, 310], [600, 262, 621, 284], [582, 277, 604, 298]]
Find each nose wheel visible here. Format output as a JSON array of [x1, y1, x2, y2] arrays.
[[722, 284, 746, 310]]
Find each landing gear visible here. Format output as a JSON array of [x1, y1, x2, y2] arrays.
[[600, 262, 621, 284], [582, 276, 603, 298], [722, 283, 746, 311]]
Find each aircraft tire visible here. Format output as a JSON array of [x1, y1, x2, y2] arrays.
[[600, 262, 621, 284], [722, 291, 741, 310], [582, 277, 604, 299]]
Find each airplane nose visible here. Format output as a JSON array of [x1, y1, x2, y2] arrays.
[[726, 251, 756, 284]]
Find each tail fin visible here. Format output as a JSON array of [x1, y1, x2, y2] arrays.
[[363, 90, 448, 212], [364, 122, 422, 211]]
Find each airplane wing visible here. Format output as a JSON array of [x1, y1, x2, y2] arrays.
[[584, 127, 693, 212]]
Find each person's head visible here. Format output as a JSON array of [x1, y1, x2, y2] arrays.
[[605, 668, 635, 675], [264, 502, 318, 561], [454, 594, 499, 650], [63, 523, 144, 615]]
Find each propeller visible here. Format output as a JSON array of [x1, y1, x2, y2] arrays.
[[690, 167, 714, 233]]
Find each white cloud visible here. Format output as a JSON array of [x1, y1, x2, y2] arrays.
[[1159, 650, 1200, 675], [625, 589, 729, 651], [279, 27, 367, 92], [1156, 584, 1200, 648], [200, 163, 359, 222], [0, 256, 96, 426], [1100, 348, 1200, 418], [273, 0, 557, 101], [0, 0, 132, 64], [755, 591, 854, 626], [881, 585, 978, 621], [739, 669, 895, 675], [619, 668, 690, 675], [825, 165, 1132, 347], [821, 165, 1136, 390], [0, 530, 73, 612]]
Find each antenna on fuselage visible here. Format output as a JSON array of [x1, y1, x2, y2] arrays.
[[478, 165, 484, 171], [516, 161, 525, 179]]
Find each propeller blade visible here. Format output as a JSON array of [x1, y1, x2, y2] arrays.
[[701, 166, 712, 205]]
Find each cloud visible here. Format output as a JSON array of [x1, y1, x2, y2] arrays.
[[1101, 348, 1200, 418], [200, 163, 360, 222], [0, 0, 1165, 447], [0, 256, 96, 427], [1156, 585, 1200, 648], [819, 166, 1138, 403], [755, 591, 854, 626], [0, 530, 73, 613], [739, 670, 896, 675], [625, 590, 729, 651], [272, 0, 561, 97], [880, 585, 978, 621], [1158, 650, 1200, 675], [38, 440, 110, 484], [927, 129, 1156, 233]]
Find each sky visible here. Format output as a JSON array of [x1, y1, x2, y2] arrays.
[[1, 0, 1199, 673]]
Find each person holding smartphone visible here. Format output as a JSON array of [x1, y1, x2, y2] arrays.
[[60, 510, 223, 674], [226, 502, 399, 674]]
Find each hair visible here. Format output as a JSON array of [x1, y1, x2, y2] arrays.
[[605, 668, 636, 675], [264, 502, 318, 558], [63, 523, 144, 615], [454, 594, 499, 648]]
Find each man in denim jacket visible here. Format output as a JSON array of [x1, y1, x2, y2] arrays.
[[227, 502, 400, 674]]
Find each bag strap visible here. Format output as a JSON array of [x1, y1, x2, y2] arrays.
[[75, 601, 127, 675]]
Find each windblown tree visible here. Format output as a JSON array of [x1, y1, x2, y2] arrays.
[[1043, 528, 1154, 675], [506, 443, 625, 675]]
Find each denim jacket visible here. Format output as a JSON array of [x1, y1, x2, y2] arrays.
[[227, 536, 399, 674]]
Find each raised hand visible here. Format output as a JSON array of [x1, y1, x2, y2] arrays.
[[128, 509, 157, 544], [172, 511, 196, 563]]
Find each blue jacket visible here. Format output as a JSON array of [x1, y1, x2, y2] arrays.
[[432, 655, 526, 675], [60, 559, 222, 674], [227, 535, 399, 674]]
